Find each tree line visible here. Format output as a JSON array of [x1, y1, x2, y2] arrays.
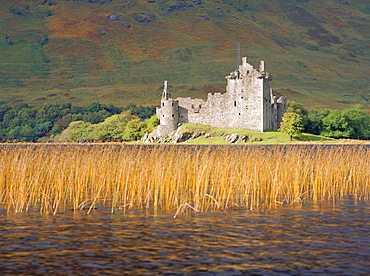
[[0, 100, 368, 142], [55, 111, 158, 142], [0, 102, 157, 142], [280, 102, 370, 140]]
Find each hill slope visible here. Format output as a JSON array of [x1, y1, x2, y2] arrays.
[[0, 0, 369, 110]]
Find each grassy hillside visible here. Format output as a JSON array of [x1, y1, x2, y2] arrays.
[[0, 0, 369, 111]]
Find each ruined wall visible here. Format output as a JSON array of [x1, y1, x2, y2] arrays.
[[276, 97, 287, 128], [177, 97, 206, 124], [155, 58, 286, 136]]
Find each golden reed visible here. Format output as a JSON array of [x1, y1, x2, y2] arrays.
[[0, 145, 369, 215]]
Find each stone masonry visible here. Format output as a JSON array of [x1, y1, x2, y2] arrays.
[[153, 57, 287, 137]]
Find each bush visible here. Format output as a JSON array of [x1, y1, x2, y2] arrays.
[[278, 112, 304, 140]]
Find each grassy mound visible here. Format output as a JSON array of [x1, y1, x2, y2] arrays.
[[172, 123, 340, 145]]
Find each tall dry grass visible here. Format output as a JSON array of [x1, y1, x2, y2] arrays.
[[0, 145, 369, 215]]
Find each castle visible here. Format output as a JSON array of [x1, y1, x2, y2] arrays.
[[153, 57, 286, 137]]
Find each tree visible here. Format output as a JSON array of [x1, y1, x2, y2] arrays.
[[49, 125, 63, 136], [87, 124, 114, 141], [34, 121, 52, 137], [287, 101, 309, 127], [82, 110, 110, 124], [123, 118, 146, 140], [0, 103, 12, 122], [279, 112, 304, 140], [19, 125, 35, 141], [86, 102, 102, 113], [322, 105, 370, 139], [0, 129, 6, 141], [57, 121, 92, 141], [57, 113, 84, 129], [321, 110, 352, 138], [305, 108, 330, 135], [342, 105, 370, 139], [7, 127, 21, 140], [87, 111, 140, 141], [145, 115, 159, 133], [123, 103, 157, 119]]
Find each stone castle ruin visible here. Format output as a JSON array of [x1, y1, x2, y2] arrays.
[[152, 57, 287, 138]]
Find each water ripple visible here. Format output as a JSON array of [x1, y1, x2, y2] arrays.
[[1, 200, 370, 275]]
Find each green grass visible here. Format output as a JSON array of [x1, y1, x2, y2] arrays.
[[174, 123, 337, 145]]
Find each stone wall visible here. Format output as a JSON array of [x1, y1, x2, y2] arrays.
[[154, 57, 286, 137]]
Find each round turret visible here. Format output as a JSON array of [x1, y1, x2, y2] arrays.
[[156, 81, 179, 130]]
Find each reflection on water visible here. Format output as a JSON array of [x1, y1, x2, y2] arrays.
[[1, 199, 370, 275]]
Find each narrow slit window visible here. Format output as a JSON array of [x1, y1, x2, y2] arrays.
[[234, 101, 237, 107]]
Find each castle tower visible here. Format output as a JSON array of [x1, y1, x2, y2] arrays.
[[152, 58, 286, 139], [156, 80, 179, 130], [225, 58, 274, 132], [259, 62, 274, 131]]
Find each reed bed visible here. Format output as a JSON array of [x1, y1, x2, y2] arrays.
[[0, 145, 369, 215]]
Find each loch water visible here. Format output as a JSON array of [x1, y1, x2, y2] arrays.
[[1, 198, 370, 275]]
